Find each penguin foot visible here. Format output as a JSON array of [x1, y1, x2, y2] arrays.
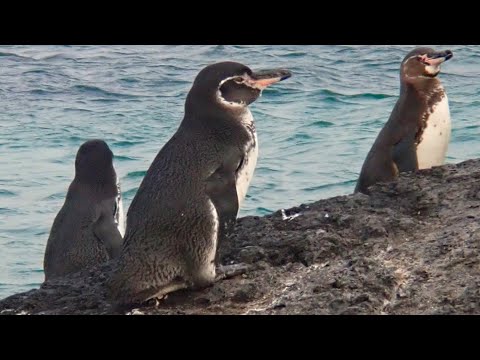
[[215, 263, 251, 281], [146, 281, 189, 303]]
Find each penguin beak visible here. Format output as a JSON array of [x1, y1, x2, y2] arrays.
[[247, 69, 292, 90], [422, 50, 453, 66]]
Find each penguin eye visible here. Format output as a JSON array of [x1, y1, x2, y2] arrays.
[[233, 77, 244, 84], [417, 55, 428, 64]]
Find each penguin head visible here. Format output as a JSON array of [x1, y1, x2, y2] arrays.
[[75, 139, 116, 187], [189, 61, 291, 109], [401, 47, 453, 80]]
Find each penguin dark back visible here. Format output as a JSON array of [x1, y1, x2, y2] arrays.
[[43, 139, 124, 281]]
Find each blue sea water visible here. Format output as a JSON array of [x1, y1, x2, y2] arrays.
[[0, 45, 478, 299]]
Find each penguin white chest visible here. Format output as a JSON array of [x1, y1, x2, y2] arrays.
[[416, 94, 451, 169], [115, 179, 126, 238], [236, 109, 258, 208]]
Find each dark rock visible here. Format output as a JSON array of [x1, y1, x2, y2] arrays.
[[3, 159, 480, 314]]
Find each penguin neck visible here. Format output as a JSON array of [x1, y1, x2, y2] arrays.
[[401, 77, 445, 109], [184, 89, 251, 131], [71, 166, 118, 199]]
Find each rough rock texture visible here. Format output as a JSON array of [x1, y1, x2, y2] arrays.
[[2, 159, 480, 315]]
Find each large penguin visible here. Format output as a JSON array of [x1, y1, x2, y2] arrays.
[[107, 61, 291, 306]]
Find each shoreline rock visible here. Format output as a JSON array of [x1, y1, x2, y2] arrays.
[[2, 159, 480, 315]]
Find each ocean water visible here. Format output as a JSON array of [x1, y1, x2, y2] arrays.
[[0, 45, 478, 299]]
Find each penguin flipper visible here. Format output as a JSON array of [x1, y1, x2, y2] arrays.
[[206, 164, 239, 240], [393, 131, 418, 173], [93, 200, 124, 259]]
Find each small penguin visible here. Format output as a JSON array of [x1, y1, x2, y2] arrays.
[[355, 47, 453, 194], [43, 140, 124, 281], [107, 61, 291, 306]]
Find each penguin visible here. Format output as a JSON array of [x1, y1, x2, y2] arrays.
[[355, 47, 453, 194], [43, 139, 124, 281], [107, 61, 291, 306]]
